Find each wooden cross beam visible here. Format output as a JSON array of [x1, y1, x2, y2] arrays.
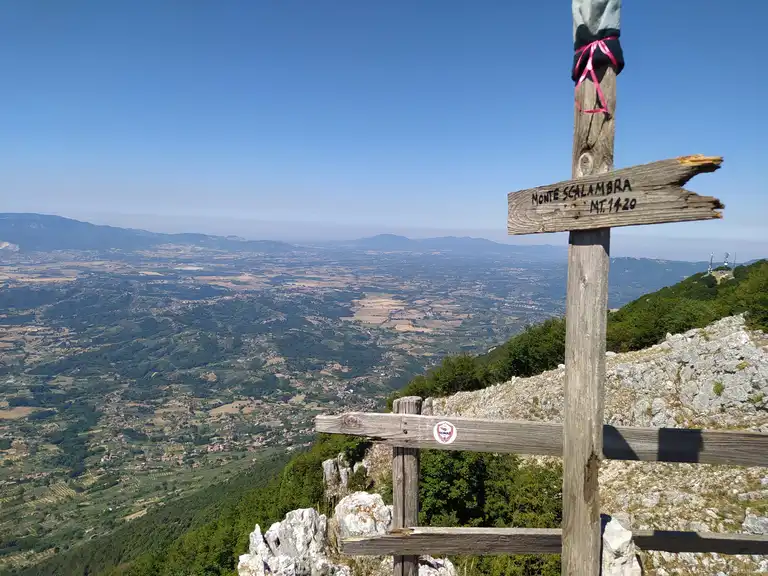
[[505, 42, 724, 576]]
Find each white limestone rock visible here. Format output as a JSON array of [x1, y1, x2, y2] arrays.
[[237, 508, 349, 576], [323, 453, 353, 500], [237, 493, 454, 576], [418, 555, 458, 576], [375, 555, 457, 576], [601, 517, 642, 576], [334, 491, 392, 538], [743, 513, 768, 535]]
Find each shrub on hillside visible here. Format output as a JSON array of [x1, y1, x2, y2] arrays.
[[391, 260, 768, 406], [420, 450, 562, 576]]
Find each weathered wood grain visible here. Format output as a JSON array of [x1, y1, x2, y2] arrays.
[[563, 63, 615, 576], [507, 155, 724, 235], [391, 399, 405, 575], [564, 227, 609, 576], [392, 397, 421, 576], [342, 527, 562, 556], [341, 527, 768, 556], [315, 413, 768, 467], [317, 412, 562, 456]]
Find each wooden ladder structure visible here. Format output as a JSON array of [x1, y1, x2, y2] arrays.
[[317, 396, 768, 574]]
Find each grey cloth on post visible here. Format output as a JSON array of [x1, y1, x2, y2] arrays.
[[572, 0, 621, 41], [571, 0, 624, 81]]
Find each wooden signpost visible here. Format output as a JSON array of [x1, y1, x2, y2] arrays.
[[505, 24, 724, 576], [315, 5, 741, 576], [507, 154, 724, 235]]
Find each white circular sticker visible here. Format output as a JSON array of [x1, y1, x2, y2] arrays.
[[432, 420, 457, 445]]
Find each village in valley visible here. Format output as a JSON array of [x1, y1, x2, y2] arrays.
[[0, 231, 573, 568], [0, 221, 712, 570]]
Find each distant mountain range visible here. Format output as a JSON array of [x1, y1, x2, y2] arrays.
[[0, 214, 568, 258], [322, 233, 568, 259], [0, 213, 295, 254], [0, 215, 746, 279]]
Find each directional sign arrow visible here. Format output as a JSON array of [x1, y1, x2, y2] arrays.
[[507, 155, 724, 235]]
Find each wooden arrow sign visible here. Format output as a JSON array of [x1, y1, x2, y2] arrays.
[[507, 155, 724, 235]]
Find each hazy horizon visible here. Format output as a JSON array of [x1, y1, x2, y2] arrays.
[[18, 209, 761, 264], [2, 2, 765, 264]]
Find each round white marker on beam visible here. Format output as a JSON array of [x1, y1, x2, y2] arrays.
[[433, 420, 457, 445]]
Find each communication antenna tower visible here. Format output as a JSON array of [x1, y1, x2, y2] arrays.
[[723, 252, 730, 269], [708, 252, 714, 274]]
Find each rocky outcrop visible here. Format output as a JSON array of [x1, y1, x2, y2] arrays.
[[743, 512, 768, 535], [334, 492, 392, 539], [427, 315, 768, 575], [417, 557, 457, 576], [238, 492, 456, 576], [322, 453, 353, 500], [431, 315, 768, 431], [237, 508, 348, 576], [375, 555, 457, 576], [602, 516, 642, 576]]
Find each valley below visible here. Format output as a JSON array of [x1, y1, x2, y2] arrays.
[[0, 214, 711, 572]]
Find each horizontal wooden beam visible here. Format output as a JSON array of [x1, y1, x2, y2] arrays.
[[507, 155, 724, 235], [342, 527, 561, 556], [341, 527, 768, 556], [318, 412, 560, 457], [315, 412, 768, 467]]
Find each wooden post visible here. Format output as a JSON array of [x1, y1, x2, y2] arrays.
[[506, 87, 721, 575], [562, 67, 616, 575], [392, 396, 422, 576]]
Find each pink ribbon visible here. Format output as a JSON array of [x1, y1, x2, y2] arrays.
[[574, 37, 618, 114]]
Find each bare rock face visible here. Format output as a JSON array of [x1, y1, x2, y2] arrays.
[[417, 556, 457, 576], [322, 453, 352, 500], [238, 494, 456, 576], [375, 555, 458, 576], [743, 512, 768, 535], [602, 517, 642, 576], [237, 508, 349, 576], [332, 493, 456, 576], [428, 315, 768, 575], [334, 492, 392, 539], [431, 315, 768, 431]]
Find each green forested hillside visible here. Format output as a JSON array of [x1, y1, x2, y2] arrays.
[[13, 260, 767, 576], [4, 451, 287, 576], [390, 260, 768, 405], [8, 436, 366, 576]]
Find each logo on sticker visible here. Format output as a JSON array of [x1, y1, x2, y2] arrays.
[[433, 421, 457, 445]]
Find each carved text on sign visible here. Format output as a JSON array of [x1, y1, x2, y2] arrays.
[[588, 196, 637, 214], [531, 178, 632, 207], [507, 155, 724, 235]]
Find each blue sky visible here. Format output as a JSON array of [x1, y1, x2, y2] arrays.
[[1, 1, 766, 259]]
